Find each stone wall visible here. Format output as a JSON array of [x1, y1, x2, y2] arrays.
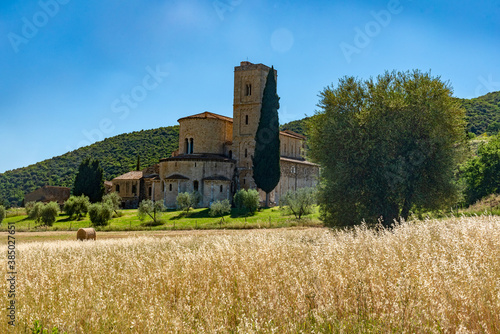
[[24, 186, 71, 204], [178, 117, 232, 155], [280, 133, 305, 159], [159, 158, 235, 208]]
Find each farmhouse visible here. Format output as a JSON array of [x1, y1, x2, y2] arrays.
[[112, 61, 319, 208], [24, 185, 71, 205]]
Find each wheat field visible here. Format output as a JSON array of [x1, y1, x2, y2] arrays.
[[2, 216, 500, 333]]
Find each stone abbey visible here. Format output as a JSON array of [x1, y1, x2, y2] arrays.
[[111, 61, 319, 208]]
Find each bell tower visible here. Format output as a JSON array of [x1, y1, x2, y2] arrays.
[[232, 61, 277, 189]]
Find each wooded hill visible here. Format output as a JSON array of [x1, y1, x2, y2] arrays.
[[460, 91, 500, 135], [0, 126, 179, 207], [1, 91, 499, 207]]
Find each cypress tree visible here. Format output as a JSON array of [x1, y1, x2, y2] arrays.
[[73, 158, 105, 203], [252, 66, 281, 207]]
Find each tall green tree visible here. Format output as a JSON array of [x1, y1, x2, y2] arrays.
[[460, 134, 500, 205], [0, 205, 5, 224], [252, 66, 281, 206], [73, 158, 105, 203], [308, 70, 466, 227]]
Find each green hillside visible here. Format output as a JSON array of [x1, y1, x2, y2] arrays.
[[280, 117, 310, 136], [460, 91, 500, 135], [0, 126, 179, 207]]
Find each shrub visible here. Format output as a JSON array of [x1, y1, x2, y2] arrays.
[[190, 191, 202, 209], [26, 201, 44, 223], [64, 195, 90, 219], [209, 199, 231, 223], [233, 189, 245, 209], [244, 189, 260, 214], [40, 202, 59, 227], [280, 187, 317, 219], [103, 192, 122, 214], [88, 203, 113, 227], [176, 192, 201, 214], [0, 205, 5, 224], [138, 200, 165, 224], [234, 189, 260, 214]]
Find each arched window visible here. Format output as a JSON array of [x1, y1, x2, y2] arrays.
[[245, 148, 248, 158], [228, 150, 232, 159], [169, 184, 172, 191], [246, 84, 252, 96], [148, 187, 152, 197], [115, 184, 120, 192], [189, 138, 194, 154], [193, 180, 199, 192], [245, 115, 249, 125], [220, 185, 223, 192], [185, 138, 189, 154]]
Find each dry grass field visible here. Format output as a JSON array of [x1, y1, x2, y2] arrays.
[[2, 216, 500, 333]]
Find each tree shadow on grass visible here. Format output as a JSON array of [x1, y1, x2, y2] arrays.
[[169, 208, 211, 220], [230, 208, 256, 219], [141, 220, 165, 227]]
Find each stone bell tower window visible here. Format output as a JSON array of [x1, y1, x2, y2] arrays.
[[245, 115, 249, 125], [246, 84, 252, 96]]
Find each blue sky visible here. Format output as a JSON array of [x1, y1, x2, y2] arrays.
[[1, 0, 499, 173]]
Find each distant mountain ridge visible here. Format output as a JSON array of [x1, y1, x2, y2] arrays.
[[1, 91, 499, 207]]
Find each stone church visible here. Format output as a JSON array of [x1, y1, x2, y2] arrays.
[[112, 61, 319, 208]]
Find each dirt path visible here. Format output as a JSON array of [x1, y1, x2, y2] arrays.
[[0, 227, 323, 244]]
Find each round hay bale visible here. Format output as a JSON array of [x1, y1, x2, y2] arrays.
[[77, 228, 96, 241]]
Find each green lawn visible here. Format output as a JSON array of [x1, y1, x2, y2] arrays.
[[1, 206, 322, 232]]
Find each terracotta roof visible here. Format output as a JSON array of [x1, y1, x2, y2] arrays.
[[178, 111, 233, 123], [104, 181, 113, 187], [280, 130, 306, 140], [113, 171, 143, 180], [143, 173, 160, 180], [165, 174, 189, 180], [280, 157, 319, 167], [202, 175, 231, 181]]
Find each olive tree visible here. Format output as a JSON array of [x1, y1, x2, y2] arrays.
[[64, 195, 90, 220], [308, 70, 466, 226], [40, 202, 59, 227], [233, 189, 260, 214], [88, 202, 113, 227], [209, 199, 231, 224], [280, 187, 316, 219], [138, 200, 165, 224]]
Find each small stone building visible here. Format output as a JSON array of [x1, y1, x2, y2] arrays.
[[24, 186, 71, 205], [111, 61, 320, 208], [111, 166, 162, 208]]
